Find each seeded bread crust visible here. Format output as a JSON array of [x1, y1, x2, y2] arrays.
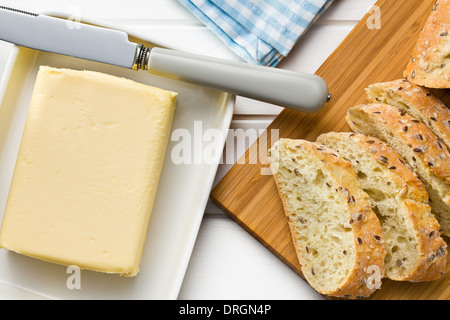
[[404, 0, 449, 88], [346, 104, 450, 235], [366, 79, 450, 150], [347, 104, 450, 186], [270, 139, 386, 299], [402, 199, 448, 281], [317, 132, 447, 282]]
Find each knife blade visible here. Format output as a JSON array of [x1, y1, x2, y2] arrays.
[[0, 6, 331, 112], [0, 6, 139, 69]]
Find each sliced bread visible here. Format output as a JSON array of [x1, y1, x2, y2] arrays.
[[269, 139, 386, 299], [346, 104, 450, 236], [365, 79, 450, 151], [317, 132, 447, 282]]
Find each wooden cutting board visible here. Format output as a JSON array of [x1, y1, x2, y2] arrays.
[[211, 0, 450, 300]]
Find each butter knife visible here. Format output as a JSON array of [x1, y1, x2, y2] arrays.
[[0, 6, 330, 112]]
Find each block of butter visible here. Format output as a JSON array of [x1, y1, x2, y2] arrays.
[[0, 66, 177, 277]]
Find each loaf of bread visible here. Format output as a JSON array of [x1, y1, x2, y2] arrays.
[[404, 0, 449, 88], [317, 132, 447, 282], [346, 104, 450, 237], [269, 139, 386, 299], [366, 79, 450, 150]]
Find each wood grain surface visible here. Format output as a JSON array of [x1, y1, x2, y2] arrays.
[[211, 0, 450, 300]]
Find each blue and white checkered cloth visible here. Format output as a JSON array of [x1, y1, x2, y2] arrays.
[[178, 0, 334, 66]]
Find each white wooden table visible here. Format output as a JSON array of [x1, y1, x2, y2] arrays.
[[0, 0, 377, 300]]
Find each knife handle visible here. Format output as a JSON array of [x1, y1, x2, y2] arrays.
[[146, 47, 330, 113]]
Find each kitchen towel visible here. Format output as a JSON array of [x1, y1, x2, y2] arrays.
[[178, 0, 334, 66]]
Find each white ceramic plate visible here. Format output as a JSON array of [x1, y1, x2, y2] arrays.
[[0, 15, 234, 300]]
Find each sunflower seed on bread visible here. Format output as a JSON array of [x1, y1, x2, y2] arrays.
[[269, 139, 386, 299], [317, 132, 447, 282], [346, 104, 450, 236]]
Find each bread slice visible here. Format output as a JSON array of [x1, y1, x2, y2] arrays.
[[347, 104, 450, 236], [366, 79, 450, 150], [269, 139, 386, 299], [317, 132, 447, 282], [404, 0, 449, 88]]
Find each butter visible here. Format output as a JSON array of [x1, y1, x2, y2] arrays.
[[0, 66, 177, 277]]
